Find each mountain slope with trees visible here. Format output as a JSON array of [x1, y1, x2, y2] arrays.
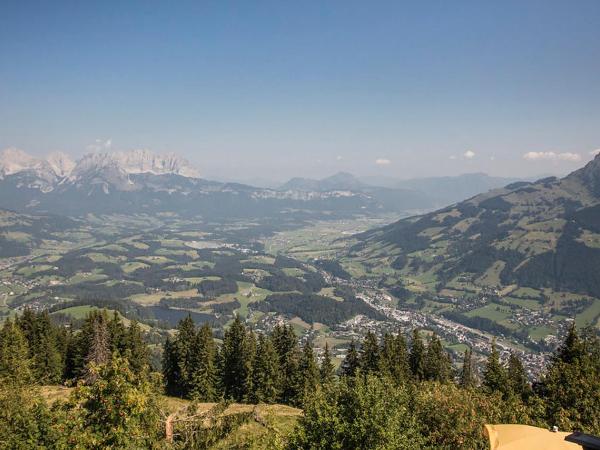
[[351, 155, 600, 301]]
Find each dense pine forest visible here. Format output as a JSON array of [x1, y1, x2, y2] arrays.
[[0, 310, 599, 449]]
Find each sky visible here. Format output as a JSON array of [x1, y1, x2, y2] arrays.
[[1, 0, 600, 182]]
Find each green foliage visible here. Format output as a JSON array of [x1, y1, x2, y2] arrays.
[[340, 340, 360, 377], [191, 323, 218, 401], [536, 325, 600, 433], [251, 334, 281, 404], [220, 316, 255, 402], [424, 333, 452, 383], [507, 352, 531, 401], [55, 355, 163, 449], [16, 310, 64, 384], [0, 319, 32, 384], [409, 329, 426, 381], [0, 384, 54, 450], [297, 341, 320, 403], [288, 375, 424, 449], [272, 324, 301, 404], [379, 332, 410, 384], [482, 340, 507, 396], [359, 331, 380, 375], [319, 343, 335, 385], [459, 347, 475, 388]]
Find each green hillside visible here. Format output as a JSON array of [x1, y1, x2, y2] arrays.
[[347, 155, 600, 341]]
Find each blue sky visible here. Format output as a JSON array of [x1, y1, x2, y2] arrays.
[[1, 0, 599, 181]]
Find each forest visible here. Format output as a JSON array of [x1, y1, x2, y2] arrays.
[[1, 309, 599, 449]]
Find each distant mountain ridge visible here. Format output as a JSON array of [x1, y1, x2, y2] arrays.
[[0, 148, 199, 181], [279, 171, 531, 211], [394, 172, 523, 206], [280, 172, 366, 192], [0, 149, 384, 218]]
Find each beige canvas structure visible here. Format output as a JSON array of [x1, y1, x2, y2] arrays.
[[485, 425, 582, 450]]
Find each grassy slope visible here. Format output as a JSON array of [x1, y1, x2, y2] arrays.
[[39, 386, 302, 448]]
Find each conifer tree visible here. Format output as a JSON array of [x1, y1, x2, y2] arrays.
[[298, 341, 320, 403], [319, 342, 335, 385], [163, 336, 182, 396], [271, 323, 300, 403], [409, 329, 426, 381], [424, 333, 452, 382], [190, 323, 218, 401], [341, 340, 360, 377], [459, 347, 475, 388], [16, 309, 64, 384], [359, 331, 380, 375], [537, 324, 600, 431], [107, 311, 126, 354], [124, 320, 150, 373], [379, 332, 410, 384], [482, 340, 506, 396], [251, 334, 280, 403], [0, 319, 32, 385], [84, 312, 111, 384], [175, 315, 198, 396], [507, 352, 530, 400], [220, 315, 253, 401]]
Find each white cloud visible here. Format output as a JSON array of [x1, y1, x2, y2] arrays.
[[336, 155, 343, 161], [490, 156, 496, 161], [590, 149, 600, 157], [449, 155, 457, 160], [463, 150, 476, 159], [86, 138, 112, 152], [523, 151, 581, 162], [375, 158, 391, 166]]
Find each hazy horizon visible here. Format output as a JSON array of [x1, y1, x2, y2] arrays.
[[2, 1, 599, 180]]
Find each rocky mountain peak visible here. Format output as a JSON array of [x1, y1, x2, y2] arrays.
[[46, 152, 75, 177], [0, 148, 42, 177]]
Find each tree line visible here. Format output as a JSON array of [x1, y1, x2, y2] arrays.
[[1, 309, 599, 448]]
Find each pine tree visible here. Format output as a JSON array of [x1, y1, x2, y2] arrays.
[[251, 334, 280, 403], [507, 352, 530, 400], [84, 312, 111, 384], [424, 333, 451, 382], [482, 340, 506, 396], [175, 315, 198, 396], [189, 323, 218, 401], [298, 341, 320, 403], [163, 336, 181, 396], [16, 310, 64, 384], [107, 311, 126, 354], [359, 331, 380, 375], [0, 319, 32, 385], [341, 340, 360, 377], [409, 329, 426, 381], [123, 320, 150, 373], [319, 342, 335, 385], [220, 316, 253, 401], [271, 323, 300, 403], [537, 324, 600, 431], [459, 347, 475, 388]]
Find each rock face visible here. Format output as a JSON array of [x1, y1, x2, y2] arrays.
[[46, 152, 75, 178], [109, 149, 200, 178], [0, 148, 201, 184], [0, 148, 53, 178]]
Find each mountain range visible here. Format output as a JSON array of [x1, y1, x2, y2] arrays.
[[0, 149, 382, 218], [351, 154, 600, 300], [0, 148, 535, 220], [279, 172, 527, 208]]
